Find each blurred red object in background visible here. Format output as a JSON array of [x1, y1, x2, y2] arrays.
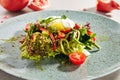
[[0, 0, 29, 11], [28, 0, 49, 11], [0, 0, 49, 11], [97, 0, 120, 12]]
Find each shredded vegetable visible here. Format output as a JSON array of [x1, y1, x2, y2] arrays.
[[19, 15, 100, 65]]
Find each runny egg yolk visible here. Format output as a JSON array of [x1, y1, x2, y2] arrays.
[[48, 17, 75, 31]]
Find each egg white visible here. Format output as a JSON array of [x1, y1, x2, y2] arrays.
[[47, 16, 75, 29]]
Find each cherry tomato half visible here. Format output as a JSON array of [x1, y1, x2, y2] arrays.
[[69, 52, 86, 65]]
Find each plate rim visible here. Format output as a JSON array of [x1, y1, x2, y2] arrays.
[[0, 10, 120, 80]]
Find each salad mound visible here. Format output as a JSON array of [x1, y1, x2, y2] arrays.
[[19, 15, 100, 65]]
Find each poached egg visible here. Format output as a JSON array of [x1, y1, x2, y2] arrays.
[[47, 16, 75, 31]]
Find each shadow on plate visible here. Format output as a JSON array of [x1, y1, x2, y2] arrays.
[[0, 30, 27, 69], [83, 7, 112, 17], [57, 63, 80, 72]]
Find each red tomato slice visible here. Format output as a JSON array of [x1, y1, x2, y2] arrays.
[[87, 30, 93, 36], [49, 32, 55, 43], [69, 52, 86, 65], [39, 27, 49, 32], [25, 23, 30, 31], [49, 32, 56, 51], [19, 36, 26, 43], [61, 28, 72, 33], [57, 31, 66, 39], [87, 31, 96, 41], [28, 0, 49, 11], [52, 43, 56, 51], [74, 23, 80, 29]]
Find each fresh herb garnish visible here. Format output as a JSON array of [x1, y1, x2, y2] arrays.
[[61, 15, 67, 19]]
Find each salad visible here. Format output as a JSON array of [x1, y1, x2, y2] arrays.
[[19, 15, 100, 65]]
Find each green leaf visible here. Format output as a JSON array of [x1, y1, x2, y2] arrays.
[[61, 15, 67, 19], [45, 17, 53, 24], [90, 33, 96, 38]]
